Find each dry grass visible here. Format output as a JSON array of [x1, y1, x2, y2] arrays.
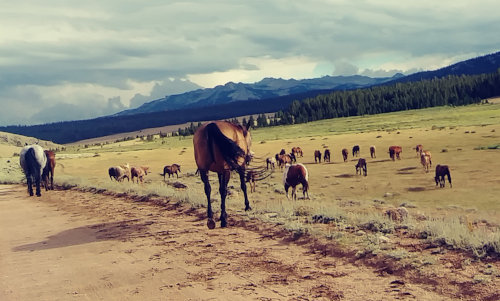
[[3, 102, 500, 259]]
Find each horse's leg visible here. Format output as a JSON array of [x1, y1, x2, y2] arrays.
[[200, 170, 214, 229], [50, 170, 54, 190], [35, 171, 41, 197], [27, 174, 34, 196], [285, 183, 290, 199], [238, 169, 251, 211], [219, 170, 231, 228], [292, 186, 297, 200]]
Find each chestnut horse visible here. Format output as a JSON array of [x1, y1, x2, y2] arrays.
[[42, 150, 56, 190], [389, 146, 402, 161], [194, 121, 253, 229]]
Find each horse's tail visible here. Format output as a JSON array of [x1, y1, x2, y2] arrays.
[[206, 122, 245, 170], [25, 147, 42, 178]]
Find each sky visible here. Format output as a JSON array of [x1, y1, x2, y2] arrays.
[[0, 1, 499, 126]]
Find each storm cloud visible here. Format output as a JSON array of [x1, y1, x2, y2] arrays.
[[0, 1, 498, 125]]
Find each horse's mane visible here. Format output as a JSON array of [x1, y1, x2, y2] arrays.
[[206, 122, 245, 171]]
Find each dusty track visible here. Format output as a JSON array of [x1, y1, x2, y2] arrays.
[[0, 184, 484, 300]]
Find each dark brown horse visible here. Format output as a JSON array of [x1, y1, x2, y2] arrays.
[[323, 149, 331, 162], [314, 150, 322, 163], [163, 164, 181, 179], [283, 163, 309, 200], [435, 165, 452, 188], [352, 145, 360, 157], [370, 146, 376, 158], [355, 158, 367, 176], [42, 150, 56, 190], [194, 121, 253, 229], [342, 148, 348, 162], [415, 144, 423, 157]]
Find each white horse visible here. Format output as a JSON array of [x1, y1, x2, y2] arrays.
[[19, 144, 47, 197]]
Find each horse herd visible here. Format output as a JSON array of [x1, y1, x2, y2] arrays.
[[18, 120, 452, 229]]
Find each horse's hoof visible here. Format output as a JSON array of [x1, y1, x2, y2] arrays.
[[207, 219, 216, 229], [245, 206, 252, 211], [221, 219, 227, 228]]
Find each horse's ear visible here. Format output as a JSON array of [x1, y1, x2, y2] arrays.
[[245, 120, 252, 131]]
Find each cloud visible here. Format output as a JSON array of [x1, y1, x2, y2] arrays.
[[0, 0, 499, 125]]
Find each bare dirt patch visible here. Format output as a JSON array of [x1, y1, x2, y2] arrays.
[[1, 184, 499, 300]]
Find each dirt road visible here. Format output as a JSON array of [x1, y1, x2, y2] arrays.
[[0, 184, 456, 300]]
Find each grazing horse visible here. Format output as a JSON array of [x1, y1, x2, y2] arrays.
[[314, 150, 322, 163], [352, 145, 360, 157], [283, 163, 309, 200], [323, 149, 331, 162], [435, 165, 452, 188], [131, 166, 149, 183], [355, 158, 367, 176], [420, 153, 431, 173], [389, 146, 402, 161], [42, 150, 56, 190], [193, 120, 253, 229], [245, 170, 257, 193], [370, 146, 376, 158], [276, 153, 292, 169], [341, 148, 348, 162], [416, 144, 423, 157], [108, 164, 131, 182], [291, 147, 303, 158], [19, 144, 47, 197], [163, 164, 181, 179], [266, 157, 276, 170]]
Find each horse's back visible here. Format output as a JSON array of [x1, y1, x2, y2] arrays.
[[20, 144, 46, 175], [194, 121, 249, 172]]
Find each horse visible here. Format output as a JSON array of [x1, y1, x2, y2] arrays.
[[108, 163, 130, 182], [42, 150, 56, 190], [341, 148, 348, 162], [323, 149, 331, 162], [435, 165, 452, 188], [19, 144, 47, 197], [283, 163, 309, 200], [370, 146, 376, 158], [389, 146, 402, 161], [352, 145, 360, 157], [245, 170, 257, 193], [276, 153, 292, 169], [422, 150, 432, 167], [131, 166, 149, 183], [355, 158, 367, 176], [279, 148, 286, 156], [193, 120, 253, 229], [420, 153, 431, 173], [266, 157, 276, 170], [416, 144, 423, 157], [291, 147, 303, 158], [314, 150, 322, 163], [163, 164, 181, 179]]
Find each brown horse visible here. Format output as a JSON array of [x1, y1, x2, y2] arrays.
[[355, 158, 367, 176], [194, 121, 253, 229], [389, 146, 402, 161], [352, 145, 360, 157], [291, 147, 303, 157], [323, 149, 331, 162], [342, 148, 348, 162], [416, 144, 423, 157], [370, 146, 376, 158], [283, 163, 309, 200], [276, 153, 292, 169], [163, 164, 181, 179], [435, 165, 452, 188], [42, 150, 56, 190], [131, 166, 149, 183], [314, 150, 322, 163], [420, 153, 431, 173]]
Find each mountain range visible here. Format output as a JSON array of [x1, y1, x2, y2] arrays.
[[115, 74, 404, 116]]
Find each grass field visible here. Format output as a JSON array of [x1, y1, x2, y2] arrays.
[[2, 102, 500, 258]]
